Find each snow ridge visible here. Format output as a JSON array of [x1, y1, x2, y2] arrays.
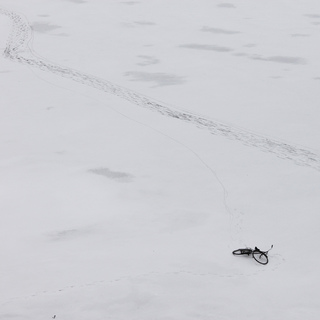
[[1, 7, 320, 172]]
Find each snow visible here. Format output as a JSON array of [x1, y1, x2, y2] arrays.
[[1, 1, 320, 319]]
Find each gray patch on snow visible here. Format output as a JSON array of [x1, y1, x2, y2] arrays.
[[63, 0, 86, 3], [180, 43, 233, 52], [233, 52, 248, 57], [137, 55, 160, 66], [89, 167, 134, 182], [124, 71, 186, 87], [48, 228, 96, 241], [122, 21, 155, 28], [202, 26, 240, 34], [250, 55, 307, 65], [291, 34, 310, 37], [304, 14, 320, 18], [121, 1, 140, 5], [134, 21, 156, 26], [48, 226, 101, 241], [55, 150, 66, 154], [31, 22, 61, 33], [243, 43, 257, 47], [217, 3, 236, 8], [51, 229, 78, 240]]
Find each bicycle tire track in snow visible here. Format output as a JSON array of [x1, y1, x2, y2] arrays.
[[1, 7, 320, 172]]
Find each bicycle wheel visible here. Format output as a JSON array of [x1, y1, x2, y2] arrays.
[[232, 249, 251, 255], [253, 251, 268, 265]]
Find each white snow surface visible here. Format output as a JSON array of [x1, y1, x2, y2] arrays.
[[1, 1, 320, 319]]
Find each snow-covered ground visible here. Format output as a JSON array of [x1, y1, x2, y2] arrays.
[[1, 1, 320, 319]]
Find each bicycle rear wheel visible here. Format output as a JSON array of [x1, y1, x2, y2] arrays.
[[253, 251, 268, 265], [232, 249, 251, 255]]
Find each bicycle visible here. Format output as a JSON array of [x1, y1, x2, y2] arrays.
[[232, 245, 273, 265]]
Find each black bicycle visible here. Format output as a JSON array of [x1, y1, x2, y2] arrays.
[[232, 245, 273, 265]]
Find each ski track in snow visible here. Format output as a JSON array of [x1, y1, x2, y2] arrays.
[[1, 7, 320, 173]]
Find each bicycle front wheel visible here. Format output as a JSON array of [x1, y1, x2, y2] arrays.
[[253, 251, 268, 265]]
